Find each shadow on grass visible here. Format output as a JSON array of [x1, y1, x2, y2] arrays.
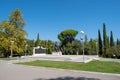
[[35, 76, 100, 80]]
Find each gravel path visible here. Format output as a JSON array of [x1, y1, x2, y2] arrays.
[[0, 60, 120, 80]]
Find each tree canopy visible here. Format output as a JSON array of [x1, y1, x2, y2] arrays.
[[0, 9, 27, 57], [58, 29, 79, 55], [58, 29, 78, 43]]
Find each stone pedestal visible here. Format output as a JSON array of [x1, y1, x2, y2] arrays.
[[52, 51, 62, 56]]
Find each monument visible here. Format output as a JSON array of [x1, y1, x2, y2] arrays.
[[52, 42, 62, 55], [33, 46, 46, 56]]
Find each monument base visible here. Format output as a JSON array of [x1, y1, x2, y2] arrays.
[[52, 51, 62, 56], [33, 53, 46, 56]]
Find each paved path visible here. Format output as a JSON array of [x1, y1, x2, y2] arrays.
[[99, 57, 120, 63], [0, 60, 120, 80], [10, 55, 100, 63], [10, 55, 120, 64]]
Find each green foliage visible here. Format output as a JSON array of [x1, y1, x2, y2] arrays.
[[40, 40, 46, 48], [58, 29, 78, 55], [58, 29, 78, 43], [84, 35, 88, 44], [117, 39, 120, 46], [81, 38, 98, 55], [46, 40, 55, 54], [116, 39, 120, 58], [115, 47, 120, 58], [98, 24, 120, 58], [60, 40, 82, 55], [58, 29, 100, 55], [105, 47, 120, 58], [102, 23, 111, 57], [110, 31, 114, 47], [88, 39, 96, 55], [98, 29, 103, 56], [72, 40, 82, 55], [65, 42, 73, 55], [83, 35, 90, 55], [26, 39, 35, 55], [36, 40, 55, 54], [35, 33, 40, 47], [103, 23, 108, 56], [9, 9, 25, 28], [0, 9, 27, 57]]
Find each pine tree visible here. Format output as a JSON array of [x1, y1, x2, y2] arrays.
[[110, 31, 114, 47], [98, 29, 103, 56]]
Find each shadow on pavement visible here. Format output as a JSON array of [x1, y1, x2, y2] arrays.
[[35, 76, 101, 80]]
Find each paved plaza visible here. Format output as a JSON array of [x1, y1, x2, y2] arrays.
[[0, 55, 120, 80], [9, 55, 120, 63]]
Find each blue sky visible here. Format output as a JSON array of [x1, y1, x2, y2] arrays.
[[0, 0, 120, 41]]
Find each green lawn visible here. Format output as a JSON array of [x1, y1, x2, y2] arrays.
[[18, 60, 120, 74], [0, 57, 17, 61]]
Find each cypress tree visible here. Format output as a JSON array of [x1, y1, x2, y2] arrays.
[[107, 36, 110, 48], [110, 31, 114, 47], [37, 33, 40, 41], [35, 33, 40, 47], [103, 23, 108, 57], [98, 29, 103, 56], [84, 35, 88, 44], [117, 39, 120, 47]]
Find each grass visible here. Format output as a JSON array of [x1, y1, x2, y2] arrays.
[[0, 57, 17, 61], [17, 60, 120, 74]]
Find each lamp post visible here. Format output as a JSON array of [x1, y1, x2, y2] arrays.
[[80, 31, 85, 62], [25, 44, 28, 56], [10, 40, 14, 58]]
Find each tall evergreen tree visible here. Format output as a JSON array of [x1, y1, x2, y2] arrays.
[[103, 23, 108, 56], [107, 36, 110, 48], [37, 33, 40, 41], [35, 33, 40, 47], [84, 35, 88, 44], [98, 29, 103, 56], [117, 39, 120, 47], [110, 31, 114, 47]]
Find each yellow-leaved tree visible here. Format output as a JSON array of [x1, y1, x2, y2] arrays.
[[0, 9, 27, 57]]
